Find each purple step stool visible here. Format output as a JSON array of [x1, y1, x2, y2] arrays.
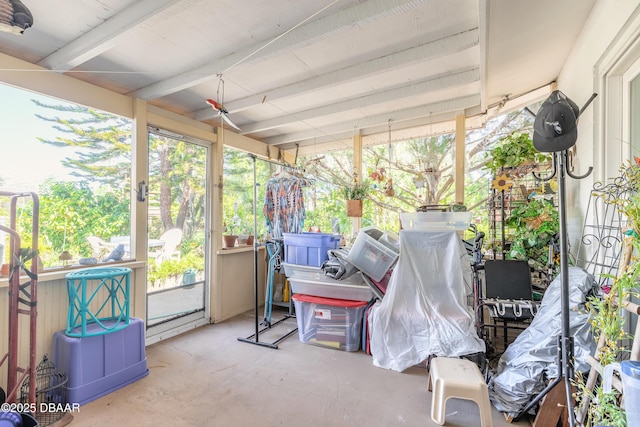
[[53, 317, 149, 405]]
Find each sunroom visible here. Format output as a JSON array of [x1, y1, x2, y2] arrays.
[[1, 1, 640, 426]]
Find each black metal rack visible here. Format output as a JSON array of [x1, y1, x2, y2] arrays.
[[512, 93, 597, 427], [487, 163, 557, 260], [237, 155, 298, 349]]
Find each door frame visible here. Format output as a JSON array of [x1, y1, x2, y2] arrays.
[[145, 127, 212, 345]]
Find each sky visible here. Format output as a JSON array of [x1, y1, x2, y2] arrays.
[[0, 83, 77, 191]]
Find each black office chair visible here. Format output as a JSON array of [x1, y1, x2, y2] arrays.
[[480, 259, 539, 350]]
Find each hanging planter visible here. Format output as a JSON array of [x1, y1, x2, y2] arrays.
[[485, 132, 550, 175], [343, 180, 369, 218], [346, 199, 363, 217]]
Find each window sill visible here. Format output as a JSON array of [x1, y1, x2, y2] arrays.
[[0, 260, 147, 288], [217, 245, 265, 255]]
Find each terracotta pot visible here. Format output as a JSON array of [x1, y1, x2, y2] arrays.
[[0, 263, 9, 276], [222, 235, 237, 248], [346, 199, 363, 217], [246, 235, 254, 246]]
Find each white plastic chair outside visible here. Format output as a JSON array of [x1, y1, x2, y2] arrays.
[[153, 228, 183, 264], [87, 236, 114, 258]]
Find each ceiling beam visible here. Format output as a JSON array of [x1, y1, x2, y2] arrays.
[[263, 94, 480, 146], [38, 0, 182, 71], [193, 28, 479, 121], [239, 68, 480, 134], [131, 0, 427, 100], [285, 107, 486, 155]]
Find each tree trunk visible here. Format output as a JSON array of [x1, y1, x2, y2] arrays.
[[159, 145, 174, 230]]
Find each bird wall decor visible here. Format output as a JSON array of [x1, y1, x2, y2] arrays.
[[205, 99, 240, 131], [103, 244, 125, 262]]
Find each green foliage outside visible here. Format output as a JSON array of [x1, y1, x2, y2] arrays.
[[147, 133, 207, 247], [5, 99, 206, 287], [3, 89, 538, 286], [306, 180, 363, 235], [222, 148, 269, 237], [17, 180, 129, 266], [148, 252, 202, 287], [33, 99, 133, 188], [293, 109, 537, 237]]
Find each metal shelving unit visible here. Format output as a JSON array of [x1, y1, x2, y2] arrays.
[[486, 164, 558, 290]]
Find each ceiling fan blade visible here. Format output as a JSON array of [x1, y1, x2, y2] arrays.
[[219, 112, 240, 131], [205, 98, 240, 130]]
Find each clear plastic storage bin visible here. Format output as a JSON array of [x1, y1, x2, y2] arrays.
[[292, 294, 367, 351], [282, 263, 373, 301], [346, 227, 399, 281], [399, 211, 472, 230]]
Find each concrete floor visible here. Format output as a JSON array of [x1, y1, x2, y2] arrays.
[[68, 310, 533, 427]]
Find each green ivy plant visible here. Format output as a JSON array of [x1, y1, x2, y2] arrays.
[[485, 132, 550, 174], [504, 198, 559, 271]]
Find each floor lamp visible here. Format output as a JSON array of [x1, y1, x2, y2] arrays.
[[513, 91, 596, 426]]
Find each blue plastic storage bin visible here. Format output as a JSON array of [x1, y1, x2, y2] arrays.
[[283, 232, 340, 267]]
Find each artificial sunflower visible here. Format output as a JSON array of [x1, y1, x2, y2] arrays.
[[492, 173, 513, 192]]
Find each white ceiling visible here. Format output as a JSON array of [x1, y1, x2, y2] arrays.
[[0, 0, 596, 152]]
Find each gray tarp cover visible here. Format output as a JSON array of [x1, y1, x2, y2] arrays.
[[321, 248, 359, 280], [488, 266, 597, 418], [369, 230, 485, 372]]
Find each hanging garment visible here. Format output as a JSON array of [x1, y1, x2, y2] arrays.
[[369, 229, 485, 372], [263, 173, 306, 239]]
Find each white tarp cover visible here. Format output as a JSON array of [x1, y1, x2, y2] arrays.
[[370, 230, 486, 372]]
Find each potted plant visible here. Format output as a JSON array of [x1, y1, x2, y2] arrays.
[[485, 132, 551, 175], [343, 180, 369, 217], [222, 214, 241, 248]]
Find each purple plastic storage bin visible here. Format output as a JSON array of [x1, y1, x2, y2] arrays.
[[283, 232, 340, 267], [53, 317, 148, 406]]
